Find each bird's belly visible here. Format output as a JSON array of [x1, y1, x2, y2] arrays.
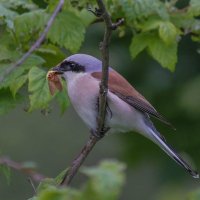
[[67, 74, 99, 130]]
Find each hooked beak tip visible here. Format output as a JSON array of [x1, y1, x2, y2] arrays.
[[51, 66, 64, 74]]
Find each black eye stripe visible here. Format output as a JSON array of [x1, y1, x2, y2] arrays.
[[60, 60, 85, 72]]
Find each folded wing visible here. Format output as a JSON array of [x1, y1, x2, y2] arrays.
[[92, 70, 174, 129]]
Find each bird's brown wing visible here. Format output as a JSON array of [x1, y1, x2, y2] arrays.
[[91, 70, 174, 129]]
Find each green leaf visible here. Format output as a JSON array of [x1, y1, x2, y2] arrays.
[[0, 4, 17, 28], [139, 16, 162, 31], [56, 81, 69, 115], [78, 9, 95, 27], [37, 186, 81, 200], [36, 44, 66, 67], [28, 67, 53, 112], [47, 10, 86, 53], [159, 21, 178, 44], [130, 32, 151, 59], [189, 0, 200, 17], [1, 0, 38, 11], [0, 45, 19, 62], [0, 164, 11, 184], [0, 89, 22, 115], [36, 178, 57, 194], [148, 34, 177, 71], [0, 54, 45, 89], [54, 168, 68, 185], [81, 160, 126, 200], [118, 0, 169, 25], [10, 74, 28, 97], [14, 10, 48, 44]]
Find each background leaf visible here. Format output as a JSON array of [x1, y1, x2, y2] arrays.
[[47, 10, 86, 53], [28, 67, 53, 112]]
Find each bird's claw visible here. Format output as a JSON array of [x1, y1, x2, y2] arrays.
[[91, 127, 110, 138]]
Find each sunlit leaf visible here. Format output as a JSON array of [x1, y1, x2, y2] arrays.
[[14, 10, 48, 43], [47, 10, 86, 53], [28, 67, 53, 112], [158, 21, 178, 44], [0, 54, 45, 89], [148, 34, 177, 71], [139, 16, 162, 31], [81, 160, 126, 200], [130, 32, 150, 59]]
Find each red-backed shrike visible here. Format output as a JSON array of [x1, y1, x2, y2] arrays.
[[51, 54, 199, 178]]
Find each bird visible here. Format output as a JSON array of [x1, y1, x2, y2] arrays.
[[51, 53, 199, 178]]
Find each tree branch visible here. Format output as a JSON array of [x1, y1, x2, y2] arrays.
[[0, 0, 64, 84], [60, 135, 100, 185], [0, 156, 46, 183], [61, 0, 123, 186]]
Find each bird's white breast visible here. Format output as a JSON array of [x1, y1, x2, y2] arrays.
[[63, 72, 147, 135], [64, 72, 100, 130]]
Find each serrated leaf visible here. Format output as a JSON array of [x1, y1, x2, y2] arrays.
[[78, 9, 95, 27], [130, 32, 150, 59], [36, 44, 66, 67], [10, 74, 28, 97], [148, 34, 177, 71], [119, 0, 169, 25], [0, 89, 22, 115], [0, 4, 17, 28], [159, 21, 178, 44], [1, 0, 38, 11], [47, 10, 86, 53], [28, 67, 53, 112], [81, 160, 126, 200], [139, 16, 162, 31], [0, 54, 45, 89], [14, 10, 48, 43]]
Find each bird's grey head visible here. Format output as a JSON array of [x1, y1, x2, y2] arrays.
[[52, 54, 103, 74]]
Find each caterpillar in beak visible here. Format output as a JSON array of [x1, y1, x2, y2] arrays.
[[47, 71, 63, 96]]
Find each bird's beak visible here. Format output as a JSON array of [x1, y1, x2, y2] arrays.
[[51, 65, 64, 74]]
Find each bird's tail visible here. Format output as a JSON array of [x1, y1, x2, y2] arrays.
[[147, 126, 199, 178]]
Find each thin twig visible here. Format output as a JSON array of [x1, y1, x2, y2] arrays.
[[0, 156, 46, 183], [61, 0, 123, 186], [60, 135, 100, 185], [0, 0, 64, 84]]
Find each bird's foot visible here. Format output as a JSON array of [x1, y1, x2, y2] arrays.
[[91, 127, 110, 138]]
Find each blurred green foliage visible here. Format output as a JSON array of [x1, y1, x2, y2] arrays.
[[28, 160, 125, 200], [0, 0, 200, 199], [0, 0, 200, 113]]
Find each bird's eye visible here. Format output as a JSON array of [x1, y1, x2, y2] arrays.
[[70, 63, 75, 68]]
